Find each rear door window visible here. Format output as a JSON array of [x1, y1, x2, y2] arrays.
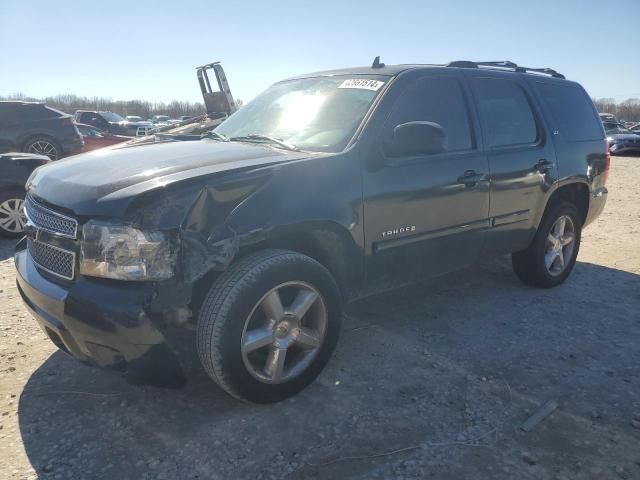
[[533, 82, 603, 141], [473, 78, 538, 147], [382, 76, 473, 155]]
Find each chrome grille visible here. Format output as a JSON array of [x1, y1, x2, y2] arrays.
[[25, 195, 78, 239], [27, 238, 76, 280]]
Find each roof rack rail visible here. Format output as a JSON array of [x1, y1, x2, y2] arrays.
[[447, 60, 565, 79]]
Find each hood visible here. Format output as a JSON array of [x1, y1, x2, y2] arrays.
[[609, 133, 640, 142], [28, 139, 310, 215]]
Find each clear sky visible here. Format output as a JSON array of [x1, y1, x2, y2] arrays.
[[1, 0, 638, 104]]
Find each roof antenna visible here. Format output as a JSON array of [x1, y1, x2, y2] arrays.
[[371, 56, 385, 69]]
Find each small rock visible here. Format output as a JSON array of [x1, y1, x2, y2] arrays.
[[615, 465, 628, 479], [631, 419, 640, 429], [522, 452, 536, 465]]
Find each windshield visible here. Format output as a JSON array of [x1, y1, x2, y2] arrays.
[[604, 122, 631, 134], [101, 111, 125, 122], [214, 75, 389, 152]]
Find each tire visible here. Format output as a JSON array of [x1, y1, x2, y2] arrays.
[[23, 136, 63, 160], [0, 188, 27, 238], [512, 201, 582, 288], [197, 249, 342, 403]]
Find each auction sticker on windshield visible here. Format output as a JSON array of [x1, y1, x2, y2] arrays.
[[338, 79, 385, 91]]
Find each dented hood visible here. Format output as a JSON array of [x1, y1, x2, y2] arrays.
[[27, 139, 310, 215]]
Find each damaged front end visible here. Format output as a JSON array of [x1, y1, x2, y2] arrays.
[[15, 154, 280, 387]]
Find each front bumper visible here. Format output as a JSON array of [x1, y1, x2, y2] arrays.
[[15, 242, 185, 387], [610, 144, 640, 155]]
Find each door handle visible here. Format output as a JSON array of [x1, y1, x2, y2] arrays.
[[534, 159, 552, 173], [457, 170, 485, 187]]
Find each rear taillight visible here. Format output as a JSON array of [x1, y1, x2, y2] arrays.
[[603, 148, 611, 184]]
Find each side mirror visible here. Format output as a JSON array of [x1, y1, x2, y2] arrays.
[[391, 121, 447, 157]]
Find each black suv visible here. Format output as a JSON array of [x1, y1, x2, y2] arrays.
[[74, 110, 144, 136], [15, 60, 609, 403], [0, 101, 83, 160]]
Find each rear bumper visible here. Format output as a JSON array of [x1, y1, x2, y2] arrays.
[[584, 187, 608, 228], [14, 243, 185, 386], [61, 136, 84, 156]]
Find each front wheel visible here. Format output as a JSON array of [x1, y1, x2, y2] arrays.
[[512, 201, 582, 288], [0, 189, 27, 238], [197, 249, 342, 403]]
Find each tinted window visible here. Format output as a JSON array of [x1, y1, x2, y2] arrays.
[[383, 77, 473, 154], [534, 82, 603, 141], [474, 78, 537, 147], [13, 104, 50, 121], [76, 124, 99, 136]]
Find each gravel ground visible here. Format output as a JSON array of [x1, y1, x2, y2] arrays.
[[0, 156, 639, 480]]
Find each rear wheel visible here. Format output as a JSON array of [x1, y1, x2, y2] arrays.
[[23, 136, 62, 160], [0, 189, 27, 238], [197, 249, 342, 403], [512, 201, 581, 288]]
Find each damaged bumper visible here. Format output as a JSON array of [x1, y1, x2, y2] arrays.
[[15, 243, 185, 387]]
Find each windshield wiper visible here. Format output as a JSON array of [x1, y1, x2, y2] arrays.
[[203, 131, 229, 141], [229, 134, 299, 151]]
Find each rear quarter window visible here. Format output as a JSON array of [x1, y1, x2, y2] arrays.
[[533, 82, 603, 142]]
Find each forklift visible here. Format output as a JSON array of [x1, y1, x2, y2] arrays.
[[125, 61, 239, 145]]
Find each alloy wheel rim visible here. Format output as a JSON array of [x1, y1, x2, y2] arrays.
[[545, 215, 575, 276], [28, 140, 58, 160], [241, 281, 327, 384], [0, 198, 26, 233]]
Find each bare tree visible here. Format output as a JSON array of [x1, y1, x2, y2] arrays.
[[593, 98, 640, 122], [0, 93, 207, 119]]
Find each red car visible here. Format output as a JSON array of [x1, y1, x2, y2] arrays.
[[75, 123, 130, 152]]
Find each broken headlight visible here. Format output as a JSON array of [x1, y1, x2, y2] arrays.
[[80, 221, 176, 281]]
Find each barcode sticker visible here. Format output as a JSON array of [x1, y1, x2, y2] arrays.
[[338, 79, 385, 91]]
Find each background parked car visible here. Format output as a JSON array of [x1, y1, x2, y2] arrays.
[[75, 123, 130, 151], [150, 115, 171, 126], [599, 113, 617, 123], [0, 152, 50, 237], [603, 121, 640, 155], [74, 110, 129, 135], [125, 115, 144, 122], [0, 101, 84, 160], [74, 110, 152, 136]]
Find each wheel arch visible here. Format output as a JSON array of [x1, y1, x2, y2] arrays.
[[189, 221, 363, 315], [540, 180, 590, 227], [20, 133, 61, 152]]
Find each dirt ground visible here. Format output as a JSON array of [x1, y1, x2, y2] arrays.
[[0, 156, 639, 480]]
